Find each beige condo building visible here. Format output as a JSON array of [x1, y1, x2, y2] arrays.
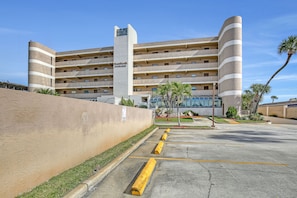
[[28, 16, 242, 116]]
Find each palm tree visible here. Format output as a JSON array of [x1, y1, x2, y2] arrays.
[[271, 95, 278, 103], [252, 35, 297, 113], [35, 88, 59, 96], [242, 90, 254, 111], [171, 82, 192, 126], [157, 82, 174, 119], [251, 83, 271, 112]]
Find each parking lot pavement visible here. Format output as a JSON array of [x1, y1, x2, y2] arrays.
[[85, 124, 297, 198]]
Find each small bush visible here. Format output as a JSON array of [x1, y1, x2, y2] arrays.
[[226, 106, 237, 118], [249, 113, 264, 121], [183, 110, 199, 116]]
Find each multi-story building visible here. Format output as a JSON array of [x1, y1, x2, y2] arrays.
[[28, 16, 242, 116]]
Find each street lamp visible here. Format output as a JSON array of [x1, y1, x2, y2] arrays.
[[211, 82, 216, 127]]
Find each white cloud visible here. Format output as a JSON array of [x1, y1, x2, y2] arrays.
[[0, 27, 32, 35], [274, 74, 297, 81]]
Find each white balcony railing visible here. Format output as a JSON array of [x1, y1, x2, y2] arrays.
[[133, 62, 217, 74], [55, 69, 113, 78], [133, 49, 218, 62], [55, 57, 113, 67], [133, 76, 218, 86], [60, 92, 111, 99], [55, 81, 113, 89]]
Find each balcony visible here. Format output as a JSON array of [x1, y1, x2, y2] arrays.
[[55, 57, 113, 68], [55, 81, 113, 89], [55, 69, 113, 78], [133, 62, 217, 74], [133, 49, 218, 62], [60, 92, 111, 99], [133, 76, 218, 86], [133, 89, 217, 96]]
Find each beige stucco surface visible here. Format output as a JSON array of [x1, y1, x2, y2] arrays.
[[258, 105, 297, 119], [0, 88, 153, 198]]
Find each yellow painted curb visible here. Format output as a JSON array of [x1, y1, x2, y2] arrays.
[[164, 128, 170, 133], [161, 133, 168, 141], [154, 141, 164, 154], [131, 158, 157, 196]]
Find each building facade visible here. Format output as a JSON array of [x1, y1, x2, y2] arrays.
[[28, 16, 242, 116]]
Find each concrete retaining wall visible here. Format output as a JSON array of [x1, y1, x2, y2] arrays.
[[0, 88, 153, 198], [258, 105, 297, 119]]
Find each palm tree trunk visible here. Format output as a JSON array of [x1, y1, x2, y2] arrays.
[[177, 105, 181, 126], [252, 54, 292, 114]]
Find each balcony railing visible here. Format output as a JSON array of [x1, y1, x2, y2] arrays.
[[55, 81, 113, 89], [133, 49, 218, 62], [133, 62, 217, 74], [55, 57, 113, 67], [133, 76, 218, 86], [60, 92, 111, 99], [133, 89, 217, 96], [55, 69, 113, 78]]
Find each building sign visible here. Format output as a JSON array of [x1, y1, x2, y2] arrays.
[[114, 62, 127, 68], [122, 106, 127, 121]]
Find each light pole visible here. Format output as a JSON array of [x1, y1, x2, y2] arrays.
[[211, 82, 216, 127]]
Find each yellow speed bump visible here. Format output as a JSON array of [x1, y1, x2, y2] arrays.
[[154, 141, 164, 154], [165, 128, 170, 133], [131, 158, 157, 196], [161, 133, 168, 141]]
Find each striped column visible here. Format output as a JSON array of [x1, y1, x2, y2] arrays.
[[218, 16, 242, 115], [28, 41, 56, 92]]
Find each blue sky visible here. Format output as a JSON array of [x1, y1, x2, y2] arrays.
[[1, 0, 296, 104]]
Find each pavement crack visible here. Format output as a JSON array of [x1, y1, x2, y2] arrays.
[[200, 163, 214, 198]]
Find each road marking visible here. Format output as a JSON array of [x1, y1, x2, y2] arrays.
[[129, 156, 288, 166]]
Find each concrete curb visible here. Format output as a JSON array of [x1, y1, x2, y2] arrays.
[[64, 127, 159, 198], [131, 158, 157, 196], [161, 133, 168, 141], [154, 141, 164, 154]]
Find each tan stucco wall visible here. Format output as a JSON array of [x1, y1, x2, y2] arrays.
[[287, 107, 297, 119], [0, 88, 153, 198], [258, 105, 297, 119]]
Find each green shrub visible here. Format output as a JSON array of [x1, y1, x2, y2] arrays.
[[249, 113, 264, 121], [226, 106, 237, 118]]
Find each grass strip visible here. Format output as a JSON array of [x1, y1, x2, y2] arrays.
[[155, 117, 193, 122], [18, 125, 157, 198]]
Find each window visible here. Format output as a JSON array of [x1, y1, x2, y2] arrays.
[[204, 86, 209, 90], [164, 63, 169, 65], [164, 75, 169, 78], [152, 64, 158, 66], [63, 91, 67, 94], [71, 91, 76, 94], [152, 76, 158, 79], [94, 57, 98, 59], [94, 68, 98, 70], [204, 47, 210, 50], [176, 75, 181, 78], [152, 52, 158, 54], [204, 73, 209, 76], [94, 90, 98, 93], [204, 60, 209, 63], [191, 61, 197, 64], [192, 87, 197, 90], [64, 70, 67, 72], [103, 90, 108, 93], [94, 79, 98, 81], [64, 81, 67, 83], [84, 90, 89, 93], [164, 51, 169, 53], [152, 88, 157, 92], [84, 80, 89, 82], [176, 62, 181, 64], [191, 74, 197, 77]]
